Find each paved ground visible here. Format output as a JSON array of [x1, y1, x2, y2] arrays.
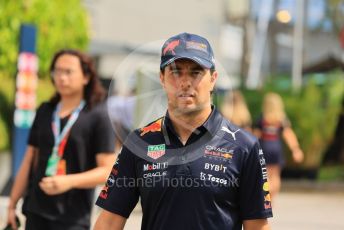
[[270, 192, 344, 230]]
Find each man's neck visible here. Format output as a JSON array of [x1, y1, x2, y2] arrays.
[[59, 94, 84, 117], [168, 105, 212, 145]]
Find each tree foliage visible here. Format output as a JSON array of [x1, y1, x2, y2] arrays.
[[243, 72, 344, 169], [0, 0, 89, 151], [0, 0, 89, 78], [327, 0, 344, 33]]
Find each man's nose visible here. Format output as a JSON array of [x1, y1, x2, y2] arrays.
[[179, 73, 192, 89]]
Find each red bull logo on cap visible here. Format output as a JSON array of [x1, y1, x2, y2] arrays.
[[163, 40, 180, 55]]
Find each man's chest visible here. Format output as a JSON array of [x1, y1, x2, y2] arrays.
[[134, 142, 243, 194]]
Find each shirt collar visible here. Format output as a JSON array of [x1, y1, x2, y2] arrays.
[[163, 105, 223, 137], [202, 105, 223, 136]]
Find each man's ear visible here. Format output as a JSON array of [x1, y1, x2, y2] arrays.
[[160, 71, 165, 89], [210, 71, 218, 83], [210, 71, 218, 92]]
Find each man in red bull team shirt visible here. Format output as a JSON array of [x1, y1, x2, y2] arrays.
[[94, 33, 272, 230]]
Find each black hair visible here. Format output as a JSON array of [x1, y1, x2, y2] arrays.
[[49, 49, 106, 108]]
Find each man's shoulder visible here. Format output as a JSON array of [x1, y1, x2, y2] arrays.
[[121, 117, 164, 159], [134, 117, 164, 137], [130, 117, 164, 142], [219, 119, 258, 150]]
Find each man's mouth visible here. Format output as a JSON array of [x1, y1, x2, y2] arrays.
[[178, 93, 194, 98]]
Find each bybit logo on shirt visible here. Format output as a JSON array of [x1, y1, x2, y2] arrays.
[[204, 163, 227, 173], [143, 162, 168, 171]]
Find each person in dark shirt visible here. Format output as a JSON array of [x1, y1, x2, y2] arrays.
[[7, 49, 115, 230], [94, 33, 272, 230], [254, 92, 304, 201]]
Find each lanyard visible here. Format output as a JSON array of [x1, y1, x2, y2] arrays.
[[45, 100, 86, 176]]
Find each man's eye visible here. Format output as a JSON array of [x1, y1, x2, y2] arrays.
[[171, 71, 180, 76], [192, 71, 203, 77], [66, 69, 73, 75]]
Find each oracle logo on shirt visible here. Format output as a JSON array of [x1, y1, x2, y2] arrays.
[[143, 171, 167, 178], [204, 145, 234, 160]]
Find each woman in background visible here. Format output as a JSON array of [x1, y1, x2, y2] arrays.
[[7, 49, 115, 230], [254, 92, 304, 201], [221, 90, 252, 131]]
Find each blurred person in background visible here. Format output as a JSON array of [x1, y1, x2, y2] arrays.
[[7, 49, 115, 230], [253, 92, 304, 201], [107, 91, 136, 153], [220, 90, 252, 132]]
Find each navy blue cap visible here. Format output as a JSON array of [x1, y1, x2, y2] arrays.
[[160, 33, 215, 70]]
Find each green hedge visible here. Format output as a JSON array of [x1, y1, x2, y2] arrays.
[[0, 0, 89, 79], [0, 76, 14, 151], [243, 71, 344, 169], [318, 165, 344, 181], [0, 76, 54, 151], [0, 0, 89, 152]]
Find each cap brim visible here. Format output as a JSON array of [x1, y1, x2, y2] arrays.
[[160, 55, 213, 70]]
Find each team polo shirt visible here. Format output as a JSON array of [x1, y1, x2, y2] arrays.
[[96, 107, 272, 230]]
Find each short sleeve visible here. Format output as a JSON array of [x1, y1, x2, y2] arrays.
[[28, 103, 46, 147], [91, 104, 116, 154], [239, 141, 273, 220], [95, 145, 139, 218]]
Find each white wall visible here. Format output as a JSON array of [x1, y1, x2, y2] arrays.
[[84, 0, 225, 78]]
